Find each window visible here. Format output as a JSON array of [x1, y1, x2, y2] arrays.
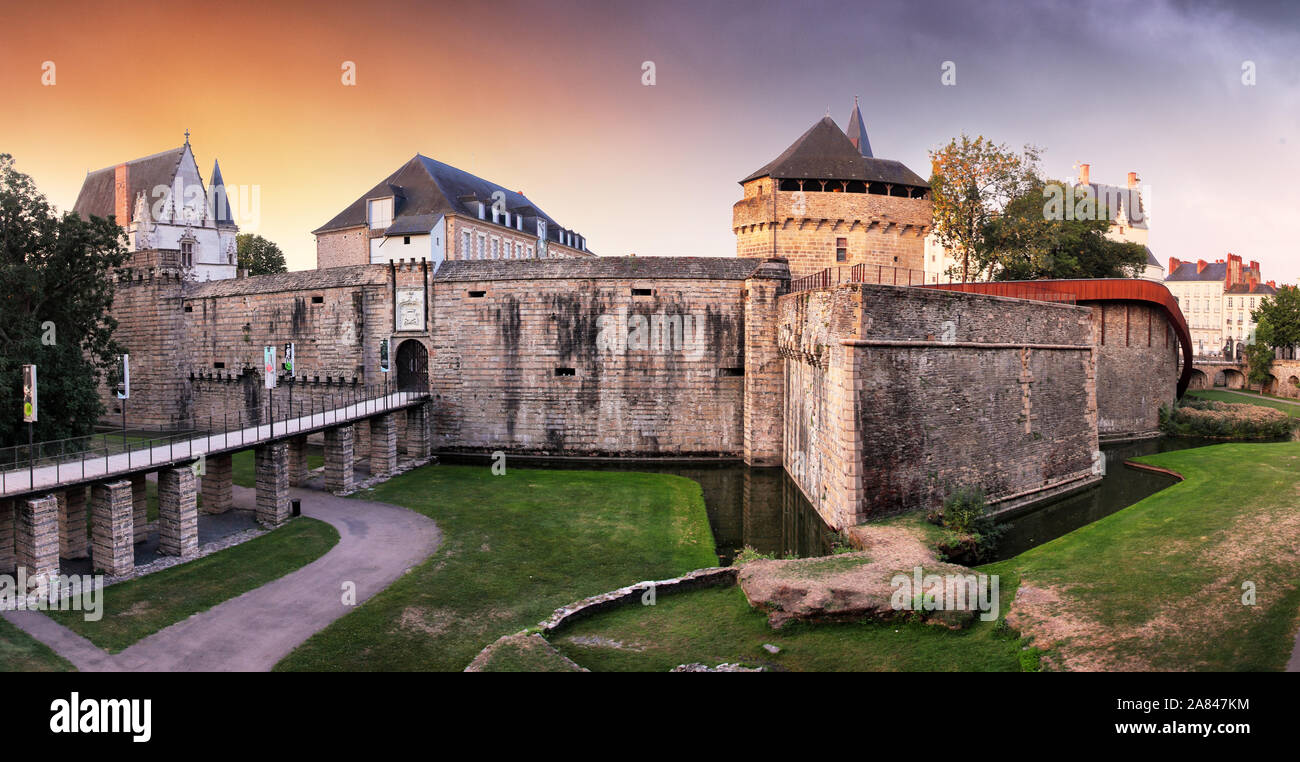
[[368, 197, 394, 229], [461, 231, 471, 258], [491, 238, 499, 259], [632, 288, 653, 297], [554, 367, 576, 377], [468, 290, 486, 298], [836, 237, 847, 262], [718, 368, 744, 377], [181, 239, 194, 267], [477, 234, 486, 260], [515, 243, 523, 259], [403, 236, 411, 245], [311, 295, 324, 304], [527, 246, 534, 258]]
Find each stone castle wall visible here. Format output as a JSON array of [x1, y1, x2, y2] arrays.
[[1087, 300, 1180, 438], [428, 258, 782, 457], [778, 284, 1100, 529]]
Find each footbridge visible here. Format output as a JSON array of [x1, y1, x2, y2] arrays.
[[0, 386, 433, 584]]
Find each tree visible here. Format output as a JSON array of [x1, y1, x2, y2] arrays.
[[978, 180, 1148, 280], [1251, 285, 1300, 354], [929, 135, 1041, 282], [1244, 320, 1275, 390], [0, 154, 128, 447], [236, 233, 287, 275]]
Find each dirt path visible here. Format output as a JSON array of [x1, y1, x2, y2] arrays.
[[2, 483, 441, 671]]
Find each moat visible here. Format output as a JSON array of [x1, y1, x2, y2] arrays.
[[443, 437, 1216, 565]]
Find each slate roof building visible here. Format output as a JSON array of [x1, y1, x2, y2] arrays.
[[73, 133, 239, 282], [732, 99, 932, 279], [1164, 253, 1276, 356], [313, 154, 593, 269], [1073, 164, 1163, 282]]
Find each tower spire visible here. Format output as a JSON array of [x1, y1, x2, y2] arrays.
[[845, 97, 873, 158]]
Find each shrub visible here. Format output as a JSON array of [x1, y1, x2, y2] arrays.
[[1160, 398, 1294, 440], [933, 486, 1004, 563]]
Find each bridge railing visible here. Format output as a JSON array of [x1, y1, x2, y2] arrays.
[[0, 384, 425, 497], [788, 264, 929, 293]]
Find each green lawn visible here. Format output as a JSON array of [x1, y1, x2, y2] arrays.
[[1187, 389, 1300, 417], [50, 516, 338, 653], [549, 441, 1300, 672], [274, 465, 717, 672], [0, 616, 75, 672], [982, 440, 1300, 670], [553, 582, 1032, 672]]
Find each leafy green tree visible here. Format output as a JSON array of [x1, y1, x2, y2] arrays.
[[236, 233, 287, 275], [1244, 323, 1275, 390], [978, 180, 1148, 280], [0, 154, 127, 447], [1251, 285, 1300, 353], [929, 135, 1041, 282]]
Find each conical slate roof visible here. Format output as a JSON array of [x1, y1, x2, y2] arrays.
[[210, 159, 236, 227], [845, 97, 872, 158], [740, 116, 927, 187]]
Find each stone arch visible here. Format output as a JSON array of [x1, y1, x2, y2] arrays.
[[1188, 369, 1208, 389], [1213, 370, 1227, 387], [1262, 374, 1279, 395], [1288, 375, 1300, 399], [395, 338, 429, 393], [1222, 368, 1245, 389]]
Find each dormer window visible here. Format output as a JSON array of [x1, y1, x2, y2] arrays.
[[368, 197, 394, 229]]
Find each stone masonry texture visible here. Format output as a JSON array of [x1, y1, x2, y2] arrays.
[[15, 495, 59, 582], [369, 412, 397, 478], [130, 473, 148, 544], [91, 480, 134, 577], [158, 467, 199, 558], [59, 488, 90, 560], [201, 452, 233, 514], [779, 284, 1097, 529], [325, 424, 355, 494], [255, 442, 291, 528]]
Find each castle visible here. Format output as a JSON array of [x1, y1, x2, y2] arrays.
[[77, 110, 1186, 530]]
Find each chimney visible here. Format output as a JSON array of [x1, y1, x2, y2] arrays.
[[1268, 280, 1276, 288], [1078, 163, 1090, 186], [113, 163, 131, 224], [1168, 257, 1181, 273], [1197, 259, 1208, 274], [1250, 260, 1260, 272], [1127, 172, 1138, 189]]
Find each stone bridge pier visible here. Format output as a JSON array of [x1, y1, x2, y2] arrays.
[[1, 399, 435, 583]]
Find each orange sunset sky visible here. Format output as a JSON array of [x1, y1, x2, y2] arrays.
[[3, 0, 1299, 279]]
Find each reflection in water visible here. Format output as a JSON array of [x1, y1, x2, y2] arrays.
[[989, 437, 1211, 561], [440, 436, 1221, 566], [437, 454, 833, 564]]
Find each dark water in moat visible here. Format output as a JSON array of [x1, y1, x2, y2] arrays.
[[443, 437, 1225, 565]]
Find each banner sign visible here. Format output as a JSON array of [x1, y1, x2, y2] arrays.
[[114, 354, 130, 400], [283, 342, 295, 374], [264, 345, 277, 389], [379, 338, 390, 373], [22, 364, 36, 422]]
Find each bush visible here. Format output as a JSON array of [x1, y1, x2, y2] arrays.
[[933, 486, 1004, 563], [1160, 398, 1294, 440]]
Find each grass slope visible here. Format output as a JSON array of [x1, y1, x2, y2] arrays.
[[0, 616, 75, 672], [987, 440, 1300, 671], [50, 517, 338, 653], [274, 465, 717, 672]]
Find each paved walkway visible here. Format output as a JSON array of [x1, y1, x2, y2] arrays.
[[2, 481, 440, 671]]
